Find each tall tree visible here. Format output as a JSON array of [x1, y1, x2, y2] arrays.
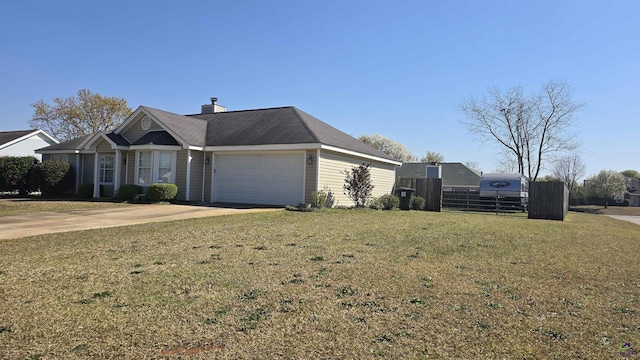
[[551, 154, 586, 198], [620, 170, 640, 179], [359, 134, 415, 163], [419, 151, 445, 163], [460, 80, 583, 181], [585, 170, 627, 208], [30, 89, 132, 141]]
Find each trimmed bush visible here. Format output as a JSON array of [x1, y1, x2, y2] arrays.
[[30, 160, 73, 197], [0, 156, 38, 195], [411, 196, 426, 210], [78, 183, 94, 198], [146, 183, 178, 203], [117, 184, 144, 202], [370, 194, 399, 210]]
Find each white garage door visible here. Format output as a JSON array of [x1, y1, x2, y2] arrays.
[[214, 153, 305, 206]]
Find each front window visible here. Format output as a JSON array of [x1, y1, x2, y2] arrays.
[[52, 154, 68, 162], [137, 151, 152, 184], [136, 150, 175, 185], [158, 151, 172, 183], [99, 154, 114, 184]]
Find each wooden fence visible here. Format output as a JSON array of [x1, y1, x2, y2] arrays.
[[528, 181, 568, 221], [397, 178, 442, 212]]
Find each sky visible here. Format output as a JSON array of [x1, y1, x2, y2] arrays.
[[1, 0, 638, 179]]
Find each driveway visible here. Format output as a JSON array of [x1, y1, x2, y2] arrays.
[[0, 204, 281, 240], [607, 215, 640, 226]]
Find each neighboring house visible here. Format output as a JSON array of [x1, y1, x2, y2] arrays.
[[0, 129, 59, 161], [395, 162, 481, 192], [628, 178, 639, 193], [440, 162, 482, 191], [630, 193, 640, 207], [36, 99, 401, 206]]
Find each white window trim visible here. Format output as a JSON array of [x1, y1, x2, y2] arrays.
[[99, 154, 115, 185], [134, 150, 177, 186]]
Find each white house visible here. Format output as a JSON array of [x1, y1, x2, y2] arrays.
[[0, 129, 59, 161]]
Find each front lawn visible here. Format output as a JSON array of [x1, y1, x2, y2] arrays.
[[0, 210, 639, 359], [0, 198, 130, 216]]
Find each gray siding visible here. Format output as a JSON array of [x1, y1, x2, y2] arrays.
[[190, 151, 205, 202], [318, 150, 396, 207], [81, 154, 95, 185], [175, 150, 188, 201], [95, 138, 112, 153], [121, 116, 164, 143], [205, 153, 215, 202], [304, 150, 317, 203]]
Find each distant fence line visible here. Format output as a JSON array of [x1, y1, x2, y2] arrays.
[[396, 178, 442, 212]]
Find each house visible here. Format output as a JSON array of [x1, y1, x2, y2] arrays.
[[0, 129, 59, 161], [396, 162, 481, 192], [36, 99, 401, 206]]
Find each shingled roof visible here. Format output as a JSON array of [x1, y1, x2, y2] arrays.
[[36, 134, 92, 151], [37, 105, 399, 162], [191, 106, 395, 160], [0, 130, 35, 146]]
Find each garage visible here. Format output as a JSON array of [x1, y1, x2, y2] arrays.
[[213, 153, 305, 206]]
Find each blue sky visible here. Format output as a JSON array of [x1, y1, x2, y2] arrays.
[[1, 0, 638, 178]]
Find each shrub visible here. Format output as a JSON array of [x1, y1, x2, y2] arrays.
[[370, 194, 399, 210], [311, 189, 328, 209], [411, 196, 426, 210], [117, 184, 144, 202], [146, 183, 178, 203], [343, 163, 374, 207], [0, 156, 38, 195], [78, 184, 94, 198], [30, 160, 73, 197]]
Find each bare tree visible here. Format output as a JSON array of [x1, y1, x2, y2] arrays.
[[551, 154, 586, 198], [359, 134, 415, 163], [30, 89, 131, 141], [460, 80, 583, 181], [463, 161, 481, 173], [419, 150, 445, 163]]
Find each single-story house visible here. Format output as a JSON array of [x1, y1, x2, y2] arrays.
[[0, 129, 59, 161], [396, 162, 481, 192], [36, 99, 401, 206]]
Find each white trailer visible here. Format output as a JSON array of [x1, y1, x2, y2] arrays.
[[479, 173, 529, 209]]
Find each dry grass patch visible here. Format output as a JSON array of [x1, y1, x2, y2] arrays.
[[1, 210, 639, 358], [0, 198, 130, 216]]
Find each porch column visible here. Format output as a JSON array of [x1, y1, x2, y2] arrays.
[[93, 152, 100, 198], [114, 150, 121, 196]]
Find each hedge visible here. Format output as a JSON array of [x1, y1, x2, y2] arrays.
[[117, 184, 144, 202], [146, 183, 178, 203], [30, 161, 73, 197], [0, 156, 38, 194]]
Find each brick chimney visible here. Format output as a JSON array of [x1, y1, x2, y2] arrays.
[[201, 97, 227, 114]]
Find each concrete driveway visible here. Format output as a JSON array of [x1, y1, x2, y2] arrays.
[[606, 215, 640, 226], [0, 204, 281, 240]]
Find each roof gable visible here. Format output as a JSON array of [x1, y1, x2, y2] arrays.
[[0, 129, 59, 149]]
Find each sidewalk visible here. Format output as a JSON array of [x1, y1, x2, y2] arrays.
[[606, 215, 640, 226], [0, 204, 281, 240]]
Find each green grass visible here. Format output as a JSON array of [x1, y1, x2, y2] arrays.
[[1, 210, 639, 358], [0, 198, 130, 216]]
